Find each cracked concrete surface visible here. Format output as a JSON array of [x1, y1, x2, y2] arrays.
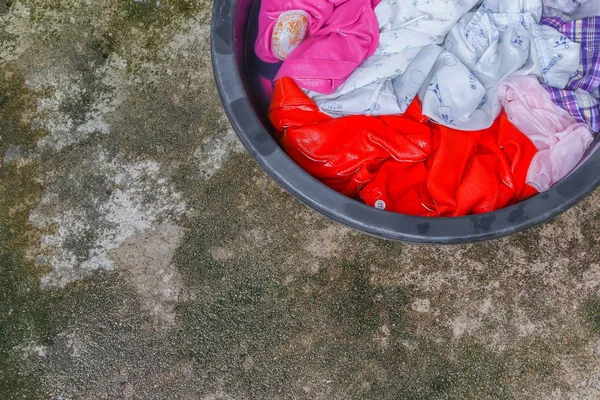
[[1, 1, 600, 399]]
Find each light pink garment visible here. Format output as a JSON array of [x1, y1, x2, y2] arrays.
[[254, 0, 380, 94], [497, 75, 594, 192]]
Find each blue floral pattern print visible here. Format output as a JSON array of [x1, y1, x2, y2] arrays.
[[307, 0, 480, 116], [418, 0, 581, 130], [428, 76, 455, 125], [511, 34, 529, 52], [554, 35, 570, 48], [307, 0, 580, 129], [468, 73, 478, 90]]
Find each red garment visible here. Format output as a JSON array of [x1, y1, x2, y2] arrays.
[[269, 77, 538, 217], [361, 118, 539, 217], [269, 78, 430, 197]]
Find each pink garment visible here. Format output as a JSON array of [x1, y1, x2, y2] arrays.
[[498, 75, 594, 192], [254, 0, 380, 94]]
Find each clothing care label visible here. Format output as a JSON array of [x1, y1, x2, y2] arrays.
[[271, 10, 309, 61]]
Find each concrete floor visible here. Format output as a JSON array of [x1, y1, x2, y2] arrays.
[[1, 1, 600, 399]]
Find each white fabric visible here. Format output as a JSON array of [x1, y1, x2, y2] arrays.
[[307, 0, 581, 132], [569, 1, 600, 18], [420, 0, 581, 130], [544, 0, 580, 13], [307, 0, 480, 116], [543, 0, 600, 19]]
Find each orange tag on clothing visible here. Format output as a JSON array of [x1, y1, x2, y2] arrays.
[[271, 10, 309, 61]]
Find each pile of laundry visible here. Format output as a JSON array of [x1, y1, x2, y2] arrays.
[[254, 0, 599, 217]]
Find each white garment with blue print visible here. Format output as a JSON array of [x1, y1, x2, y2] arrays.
[[420, 0, 581, 130], [543, 0, 600, 19], [306, 0, 481, 116], [305, 0, 581, 132]]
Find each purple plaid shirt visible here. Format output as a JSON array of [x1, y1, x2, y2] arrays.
[[542, 16, 600, 133]]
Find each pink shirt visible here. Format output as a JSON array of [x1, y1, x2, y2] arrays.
[[254, 0, 380, 94]]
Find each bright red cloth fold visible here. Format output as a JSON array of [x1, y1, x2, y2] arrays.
[[269, 77, 538, 217]]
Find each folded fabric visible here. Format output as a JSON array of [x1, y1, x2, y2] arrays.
[[306, 0, 479, 116], [543, 0, 600, 19], [542, 16, 600, 92], [498, 75, 594, 192], [545, 88, 600, 133], [570, 1, 600, 18], [255, 0, 380, 94], [270, 78, 538, 217], [360, 111, 538, 216], [269, 77, 431, 197], [308, 0, 581, 126], [541, 15, 600, 132], [359, 161, 432, 215], [544, 0, 580, 13], [419, 0, 581, 130]]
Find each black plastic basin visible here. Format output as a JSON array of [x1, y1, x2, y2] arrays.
[[210, 0, 600, 243]]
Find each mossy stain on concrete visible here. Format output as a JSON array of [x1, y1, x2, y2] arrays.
[[122, 0, 200, 26], [583, 295, 600, 334], [0, 67, 52, 399]]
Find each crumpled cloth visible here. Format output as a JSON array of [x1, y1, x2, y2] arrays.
[[360, 107, 539, 216], [305, 0, 581, 131], [543, 0, 600, 19], [270, 78, 538, 217], [419, 0, 581, 130], [254, 0, 380, 94], [307, 0, 479, 116], [541, 15, 600, 132], [498, 75, 594, 192], [544, 88, 600, 133], [544, 0, 580, 13], [269, 77, 431, 197]]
